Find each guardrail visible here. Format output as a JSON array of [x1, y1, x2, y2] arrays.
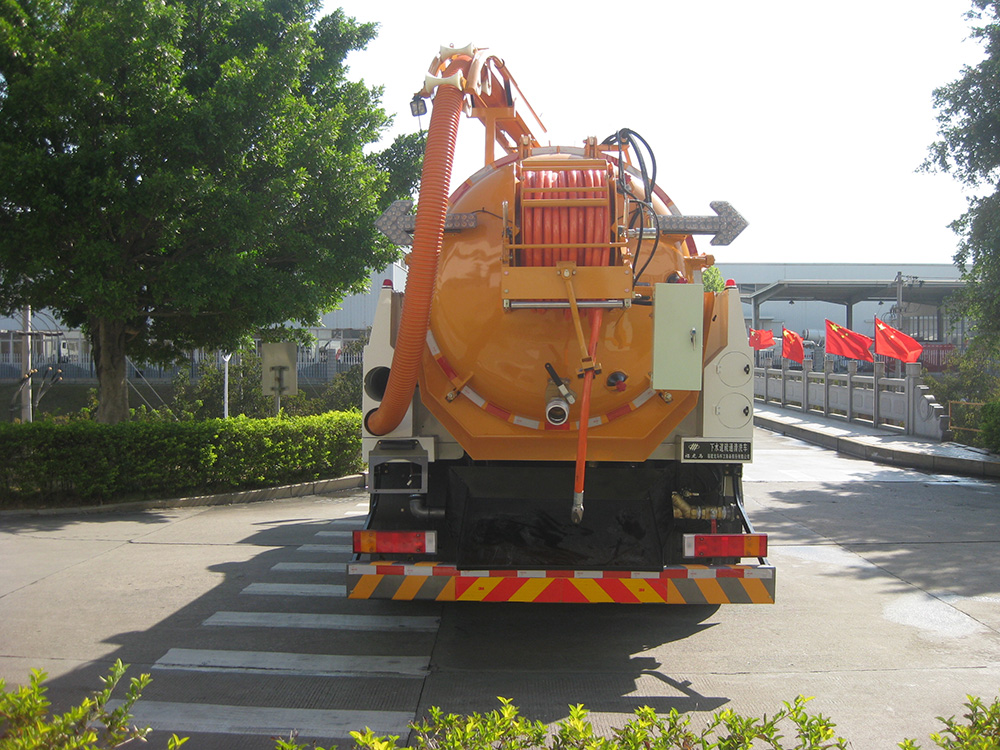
[[754, 360, 950, 441], [0, 351, 363, 384]]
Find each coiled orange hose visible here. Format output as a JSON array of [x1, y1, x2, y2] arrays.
[[365, 69, 467, 436]]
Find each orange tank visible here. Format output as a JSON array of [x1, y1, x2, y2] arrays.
[[419, 147, 709, 462]]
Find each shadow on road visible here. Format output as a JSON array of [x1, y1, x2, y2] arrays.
[[1, 507, 181, 532], [751, 479, 1000, 599], [423, 602, 728, 720], [17, 507, 730, 748]]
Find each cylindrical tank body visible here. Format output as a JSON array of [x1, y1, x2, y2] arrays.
[[417, 147, 712, 462]]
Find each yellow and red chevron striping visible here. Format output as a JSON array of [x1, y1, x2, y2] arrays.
[[347, 562, 775, 604]]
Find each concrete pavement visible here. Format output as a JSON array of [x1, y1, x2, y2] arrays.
[[754, 401, 1000, 479]]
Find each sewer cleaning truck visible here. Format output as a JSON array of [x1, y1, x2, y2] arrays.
[[348, 45, 773, 604]]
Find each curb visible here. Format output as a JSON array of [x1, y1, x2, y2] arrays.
[[0, 474, 367, 518], [754, 414, 1000, 479]]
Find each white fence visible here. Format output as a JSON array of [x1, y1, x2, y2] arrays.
[[754, 360, 950, 440]]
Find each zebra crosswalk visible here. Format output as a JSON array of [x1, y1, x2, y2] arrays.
[[122, 508, 440, 749]]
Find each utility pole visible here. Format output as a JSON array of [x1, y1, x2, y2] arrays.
[[222, 352, 232, 418], [894, 271, 903, 329], [21, 305, 32, 423]]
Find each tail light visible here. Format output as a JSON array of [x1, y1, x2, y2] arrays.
[[353, 530, 437, 554], [683, 534, 767, 559]]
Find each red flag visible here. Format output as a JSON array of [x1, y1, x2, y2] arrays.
[[825, 319, 874, 362], [874, 318, 923, 363], [749, 328, 775, 350], [781, 328, 804, 364]]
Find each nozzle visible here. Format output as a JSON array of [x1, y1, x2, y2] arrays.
[[545, 395, 570, 426]]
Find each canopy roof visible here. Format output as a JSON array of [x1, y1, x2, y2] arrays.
[[744, 278, 963, 307]]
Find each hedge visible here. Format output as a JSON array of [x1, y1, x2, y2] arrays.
[[6, 663, 1000, 750], [0, 411, 363, 508], [982, 400, 1000, 455]]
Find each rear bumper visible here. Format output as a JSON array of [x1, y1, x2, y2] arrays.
[[347, 562, 775, 604]]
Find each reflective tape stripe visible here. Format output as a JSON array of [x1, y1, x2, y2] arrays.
[[346, 563, 775, 604]]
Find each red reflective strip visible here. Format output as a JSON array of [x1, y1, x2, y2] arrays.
[[483, 578, 529, 602], [560, 580, 592, 603], [659, 568, 688, 578], [437, 355, 459, 381], [485, 402, 512, 420], [596, 578, 641, 603], [532, 579, 566, 603], [606, 403, 633, 422], [716, 568, 745, 578]]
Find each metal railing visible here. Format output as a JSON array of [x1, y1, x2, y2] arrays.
[[948, 401, 984, 445], [754, 360, 950, 441], [0, 350, 364, 384]]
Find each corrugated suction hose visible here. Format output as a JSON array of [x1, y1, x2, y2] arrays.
[[365, 71, 466, 437]]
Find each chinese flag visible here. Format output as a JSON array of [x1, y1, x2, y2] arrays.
[[825, 319, 874, 362], [749, 329, 775, 350], [874, 318, 923, 363], [781, 328, 804, 364]]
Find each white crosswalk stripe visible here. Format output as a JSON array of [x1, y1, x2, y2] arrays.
[[203, 610, 439, 632], [297, 543, 352, 553], [137, 512, 433, 745], [112, 701, 414, 738], [271, 562, 343, 572], [242, 582, 346, 597], [313, 530, 355, 539], [155, 648, 430, 677]]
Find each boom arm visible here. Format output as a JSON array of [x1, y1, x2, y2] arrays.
[[417, 44, 546, 167]]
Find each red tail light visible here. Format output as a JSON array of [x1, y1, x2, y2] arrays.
[[683, 534, 767, 559], [353, 530, 437, 554]]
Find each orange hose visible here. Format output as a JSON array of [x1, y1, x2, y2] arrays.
[[365, 69, 467, 436], [572, 308, 603, 520]]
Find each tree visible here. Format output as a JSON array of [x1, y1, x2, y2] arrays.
[[703, 265, 724, 293], [0, 0, 421, 423], [925, 1, 1000, 348]]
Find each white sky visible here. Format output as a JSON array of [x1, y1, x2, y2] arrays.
[[325, 0, 981, 266]]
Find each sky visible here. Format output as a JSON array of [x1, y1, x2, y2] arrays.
[[322, 0, 982, 268]]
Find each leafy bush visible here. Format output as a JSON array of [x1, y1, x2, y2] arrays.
[[0, 659, 185, 750], [165, 341, 366, 421], [900, 695, 1000, 748], [0, 411, 362, 507], [4, 668, 999, 750], [981, 401, 1000, 454], [168, 354, 271, 421], [337, 695, 1000, 750]]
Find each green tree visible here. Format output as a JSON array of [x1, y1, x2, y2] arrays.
[[925, 1, 1000, 346], [703, 265, 724, 293], [0, 0, 421, 423]]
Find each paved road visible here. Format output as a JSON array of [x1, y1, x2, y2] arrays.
[[1, 427, 998, 750]]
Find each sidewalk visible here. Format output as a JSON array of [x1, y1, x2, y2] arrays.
[[754, 402, 1000, 479], [0, 474, 366, 517]]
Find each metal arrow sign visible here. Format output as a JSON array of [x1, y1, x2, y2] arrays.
[[375, 199, 478, 246], [655, 201, 748, 246]]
